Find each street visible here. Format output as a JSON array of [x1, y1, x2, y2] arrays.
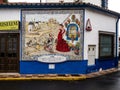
[[0, 71, 120, 90]]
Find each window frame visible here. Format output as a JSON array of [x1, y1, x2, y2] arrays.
[[99, 33, 114, 59]]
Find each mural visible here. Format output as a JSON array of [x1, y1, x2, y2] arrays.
[[22, 10, 83, 62]]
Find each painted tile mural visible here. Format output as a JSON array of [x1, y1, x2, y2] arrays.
[[22, 10, 83, 62]]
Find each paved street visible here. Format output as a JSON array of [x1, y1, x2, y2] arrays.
[[0, 71, 120, 90]]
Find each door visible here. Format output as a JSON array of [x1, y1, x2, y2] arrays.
[[88, 45, 96, 65], [0, 33, 19, 73]]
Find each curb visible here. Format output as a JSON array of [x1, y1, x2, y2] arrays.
[[85, 68, 118, 78], [0, 74, 86, 81], [0, 68, 118, 81]]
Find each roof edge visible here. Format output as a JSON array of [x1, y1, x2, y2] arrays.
[[0, 2, 120, 17]]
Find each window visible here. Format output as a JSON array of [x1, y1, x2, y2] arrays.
[[99, 33, 114, 59]]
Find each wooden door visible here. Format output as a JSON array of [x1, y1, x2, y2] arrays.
[[0, 33, 19, 73]]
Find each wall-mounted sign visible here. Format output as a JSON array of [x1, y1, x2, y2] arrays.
[[0, 20, 19, 30], [37, 55, 67, 63]]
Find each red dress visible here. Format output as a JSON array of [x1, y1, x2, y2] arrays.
[[56, 29, 70, 52]]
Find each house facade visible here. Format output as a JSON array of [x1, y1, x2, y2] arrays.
[[0, 0, 119, 74]]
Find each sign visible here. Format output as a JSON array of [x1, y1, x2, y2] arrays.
[[0, 20, 19, 30], [38, 55, 67, 63]]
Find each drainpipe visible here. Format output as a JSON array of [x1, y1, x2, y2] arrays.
[[101, 0, 108, 9], [115, 17, 119, 67]]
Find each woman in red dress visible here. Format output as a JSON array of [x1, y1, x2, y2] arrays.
[[56, 24, 70, 52]]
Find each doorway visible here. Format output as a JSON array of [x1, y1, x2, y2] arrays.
[[0, 33, 19, 73], [88, 45, 96, 65]]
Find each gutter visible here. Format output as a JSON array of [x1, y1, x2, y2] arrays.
[[116, 17, 119, 67]]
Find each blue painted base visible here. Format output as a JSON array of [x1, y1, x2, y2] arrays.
[[20, 60, 87, 74], [87, 57, 118, 73], [20, 57, 118, 74]]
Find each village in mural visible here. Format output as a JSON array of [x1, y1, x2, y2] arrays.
[[23, 11, 83, 61]]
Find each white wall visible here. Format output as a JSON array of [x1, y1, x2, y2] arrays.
[[0, 9, 20, 21], [84, 9, 117, 60]]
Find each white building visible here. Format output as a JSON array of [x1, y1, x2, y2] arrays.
[[0, 0, 119, 74]]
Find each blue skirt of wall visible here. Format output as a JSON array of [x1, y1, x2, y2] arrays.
[[87, 57, 118, 73], [20, 57, 118, 74], [20, 60, 87, 74]]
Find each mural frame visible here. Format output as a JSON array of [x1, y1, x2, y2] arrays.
[[22, 10, 84, 62]]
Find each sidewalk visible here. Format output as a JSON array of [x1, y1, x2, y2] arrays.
[[0, 68, 118, 81], [86, 68, 118, 78]]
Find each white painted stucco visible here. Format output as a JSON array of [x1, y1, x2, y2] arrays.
[[84, 9, 117, 61], [0, 7, 118, 65], [0, 9, 20, 21]]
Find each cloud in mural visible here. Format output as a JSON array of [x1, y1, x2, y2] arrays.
[[26, 13, 80, 24]]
